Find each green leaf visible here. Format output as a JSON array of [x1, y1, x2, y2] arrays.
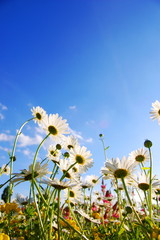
[[104, 146, 110, 150]]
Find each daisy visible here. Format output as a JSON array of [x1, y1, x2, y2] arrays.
[[47, 144, 61, 163], [70, 145, 93, 173], [42, 114, 69, 142], [12, 162, 50, 184], [64, 185, 83, 203], [40, 177, 76, 190], [62, 135, 79, 151], [129, 148, 149, 163], [58, 159, 80, 181], [84, 175, 100, 187], [1, 164, 10, 175], [134, 172, 160, 191], [31, 106, 47, 125], [150, 100, 160, 124], [101, 156, 137, 180]]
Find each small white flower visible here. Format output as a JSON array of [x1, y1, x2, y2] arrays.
[[101, 156, 137, 180], [31, 106, 47, 125], [59, 159, 80, 181], [12, 162, 50, 184], [129, 148, 149, 163], [70, 145, 93, 173], [150, 100, 160, 124], [43, 114, 69, 142], [1, 164, 10, 175], [62, 135, 79, 151], [64, 184, 83, 203], [40, 177, 76, 190], [47, 144, 61, 163]]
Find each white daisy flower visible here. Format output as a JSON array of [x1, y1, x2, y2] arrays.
[[62, 135, 79, 151], [31, 106, 47, 125], [150, 100, 160, 124], [59, 159, 80, 181], [43, 114, 69, 142], [129, 148, 149, 163], [12, 162, 50, 184], [70, 146, 93, 172], [134, 172, 160, 191], [64, 185, 83, 203], [47, 144, 61, 163], [84, 175, 100, 187], [101, 156, 137, 180], [40, 177, 76, 190], [1, 164, 10, 175]]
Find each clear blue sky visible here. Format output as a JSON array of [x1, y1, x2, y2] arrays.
[[1, 0, 160, 197]]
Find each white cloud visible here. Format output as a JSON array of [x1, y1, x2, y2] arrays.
[[85, 138, 93, 143], [18, 133, 43, 147], [0, 113, 4, 120], [22, 148, 32, 156], [0, 133, 14, 142], [69, 105, 77, 110], [0, 103, 7, 110], [69, 128, 83, 140]]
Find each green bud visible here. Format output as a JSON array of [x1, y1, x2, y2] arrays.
[[56, 144, 61, 150], [99, 134, 103, 138], [144, 139, 152, 148], [125, 206, 132, 214], [10, 156, 16, 161], [63, 152, 69, 158]]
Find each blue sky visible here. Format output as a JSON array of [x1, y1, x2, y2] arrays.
[[1, 0, 160, 197]]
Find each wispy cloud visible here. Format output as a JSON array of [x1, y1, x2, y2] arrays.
[[0, 133, 14, 142], [69, 105, 77, 110], [85, 138, 93, 143], [18, 133, 43, 147], [0, 113, 4, 120], [69, 128, 93, 144], [0, 103, 7, 110]]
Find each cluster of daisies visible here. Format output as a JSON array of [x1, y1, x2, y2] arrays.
[[10, 106, 100, 204]]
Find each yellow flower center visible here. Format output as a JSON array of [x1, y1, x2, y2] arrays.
[[114, 169, 128, 178], [48, 125, 58, 135], [138, 183, 149, 191], [135, 155, 145, 162]]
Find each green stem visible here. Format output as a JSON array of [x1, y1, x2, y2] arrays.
[[121, 177, 142, 224], [148, 148, 153, 219], [8, 117, 34, 202]]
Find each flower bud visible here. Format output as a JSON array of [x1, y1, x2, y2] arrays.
[[125, 206, 132, 214], [144, 139, 152, 148]]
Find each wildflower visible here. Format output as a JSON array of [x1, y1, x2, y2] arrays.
[[40, 177, 76, 190], [47, 144, 61, 163], [84, 175, 100, 187], [129, 148, 149, 163], [59, 159, 80, 181], [0, 202, 20, 214], [135, 172, 160, 191], [64, 184, 82, 203], [150, 100, 160, 124], [70, 145, 93, 172], [31, 106, 47, 125], [12, 162, 50, 184], [101, 156, 137, 179], [1, 164, 10, 175], [0, 233, 10, 240], [62, 135, 79, 151], [42, 114, 69, 142]]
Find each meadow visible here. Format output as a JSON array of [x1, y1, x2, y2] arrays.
[[0, 101, 160, 240]]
